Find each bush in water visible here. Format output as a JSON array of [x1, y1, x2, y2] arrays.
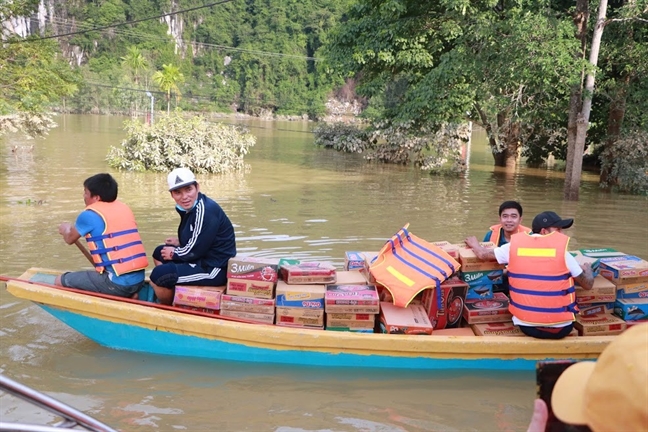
[[107, 112, 256, 173], [600, 130, 648, 195]]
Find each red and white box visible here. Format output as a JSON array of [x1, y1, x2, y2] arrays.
[[226, 278, 275, 299], [227, 256, 279, 282], [173, 285, 226, 310], [471, 322, 524, 337], [462, 292, 512, 324], [379, 302, 434, 335], [220, 294, 275, 314], [325, 284, 380, 314], [281, 262, 337, 284]]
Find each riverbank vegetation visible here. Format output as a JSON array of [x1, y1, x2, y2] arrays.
[[1, 0, 646, 194]]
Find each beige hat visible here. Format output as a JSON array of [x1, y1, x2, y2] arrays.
[[551, 323, 648, 431]]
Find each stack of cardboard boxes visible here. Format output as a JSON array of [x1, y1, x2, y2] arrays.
[[173, 284, 226, 315], [456, 242, 505, 300], [325, 274, 379, 332], [222, 256, 279, 324], [601, 254, 648, 328]]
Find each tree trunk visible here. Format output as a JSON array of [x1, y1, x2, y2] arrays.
[[564, 0, 589, 198], [564, 0, 607, 201], [600, 79, 628, 185]]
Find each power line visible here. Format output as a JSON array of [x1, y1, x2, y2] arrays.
[[7, 0, 237, 44]]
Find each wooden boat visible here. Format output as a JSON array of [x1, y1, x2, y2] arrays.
[[4, 268, 615, 371]]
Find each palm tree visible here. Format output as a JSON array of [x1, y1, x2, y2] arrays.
[[120, 46, 148, 87], [152, 64, 185, 113]]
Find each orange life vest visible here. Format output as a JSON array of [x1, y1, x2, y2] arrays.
[[508, 232, 577, 325], [488, 223, 531, 246], [85, 201, 149, 276], [370, 225, 460, 308]]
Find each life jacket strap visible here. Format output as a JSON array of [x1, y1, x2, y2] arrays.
[[95, 252, 148, 268], [508, 271, 571, 282], [90, 240, 144, 255], [510, 299, 578, 314], [509, 285, 575, 296], [87, 228, 139, 242]]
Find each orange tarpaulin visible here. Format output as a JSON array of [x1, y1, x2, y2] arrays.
[[370, 225, 461, 308]]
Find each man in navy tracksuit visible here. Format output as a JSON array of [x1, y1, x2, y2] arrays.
[[150, 167, 236, 305]]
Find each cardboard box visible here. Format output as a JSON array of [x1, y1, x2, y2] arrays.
[[457, 242, 497, 263], [460, 269, 504, 286], [173, 285, 226, 310], [362, 252, 379, 283], [327, 312, 374, 321], [344, 252, 366, 271], [574, 313, 627, 336], [379, 302, 434, 335], [577, 302, 614, 317], [459, 260, 507, 273], [577, 248, 626, 258], [281, 262, 337, 284], [275, 280, 325, 308], [174, 304, 220, 316], [614, 298, 648, 321], [335, 270, 368, 285], [570, 252, 601, 277], [432, 241, 459, 259], [422, 277, 468, 330], [324, 304, 380, 314], [220, 309, 275, 325], [599, 256, 648, 284], [327, 316, 376, 330], [430, 327, 476, 336], [626, 319, 648, 329], [575, 275, 616, 304], [226, 278, 275, 299], [463, 292, 512, 324], [615, 281, 648, 295], [227, 256, 279, 282], [275, 307, 324, 327], [276, 322, 324, 330], [617, 288, 648, 300], [466, 284, 494, 300], [471, 322, 524, 337], [325, 326, 374, 333], [325, 284, 380, 307], [220, 294, 275, 314]]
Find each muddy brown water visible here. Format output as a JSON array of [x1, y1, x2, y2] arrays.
[[1, 114, 646, 431]]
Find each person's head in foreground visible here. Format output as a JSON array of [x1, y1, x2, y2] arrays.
[[551, 323, 648, 431], [531, 211, 574, 234]]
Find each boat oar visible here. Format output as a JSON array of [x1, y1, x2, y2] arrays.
[[74, 239, 94, 266]]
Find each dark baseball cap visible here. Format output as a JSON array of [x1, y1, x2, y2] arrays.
[[532, 211, 574, 233]]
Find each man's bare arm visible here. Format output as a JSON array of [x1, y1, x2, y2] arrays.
[[574, 264, 594, 290], [464, 236, 496, 261]]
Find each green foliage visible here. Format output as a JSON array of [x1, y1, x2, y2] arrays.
[[152, 64, 185, 112], [313, 122, 373, 153], [600, 130, 648, 195], [107, 112, 256, 173]]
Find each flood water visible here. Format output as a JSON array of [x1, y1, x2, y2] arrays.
[[1, 114, 646, 431]]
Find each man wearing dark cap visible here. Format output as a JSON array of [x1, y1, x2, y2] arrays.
[[149, 167, 236, 305], [465, 211, 594, 339]]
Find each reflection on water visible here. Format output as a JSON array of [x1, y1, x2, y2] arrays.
[[1, 114, 647, 431]]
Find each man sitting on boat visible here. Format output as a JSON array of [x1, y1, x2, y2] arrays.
[[465, 211, 594, 340], [483, 200, 531, 296], [55, 173, 148, 297], [149, 168, 236, 305]]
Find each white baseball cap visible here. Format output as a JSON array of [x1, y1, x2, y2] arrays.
[[167, 167, 197, 191]]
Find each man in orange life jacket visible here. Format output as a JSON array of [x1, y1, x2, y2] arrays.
[[465, 211, 594, 339], [483, 201, 530, 247], [55, 173, 148, 297]]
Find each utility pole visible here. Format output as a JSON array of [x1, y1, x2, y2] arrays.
[[145, 91, 155, 126]]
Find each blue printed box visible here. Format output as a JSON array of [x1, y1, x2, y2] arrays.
[[466, 284, 494, 300], [275, 280, 325, 309], [614, 298, 648, 321], [345, 251, 366, 271], [460, 269, 504, 286]]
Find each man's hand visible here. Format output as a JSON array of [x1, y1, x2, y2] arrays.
[[527, 399, 548, 432], [464, 236, 497, 262], [464, 236, 480, 250], [574, 263, 594, 290], [58, 222, 81, 245], [58, 222, 72, 236], [161, 246, 176, 261]]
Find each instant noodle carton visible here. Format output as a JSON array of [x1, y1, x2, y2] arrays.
[[460, 269, 504, 286], [574, 313, 626, 336], [324, 284, 380, 314], [570, 252, 601, 277], [275, 306, 325, 327], [471, 322, 524, 337], [174, 304, 220, 316], [227, 256, 279, 282], [326, 315, 376, 331], [614, 298, 648, 321], [456, 242, 497, 263], [599, 255, 648, 284], [430, 327, 476, 336], [275, 280, 325, 309], [226, 278, 275, 299], [422, 277, 469, 330], [577, 302, 614, 317], [462, 292, 512, 324], [335, 270, 368, 285], [577, 248, 626, 258], [220, 294, 275, 314], [379, 302, 434, 335], [466, 284, 494, 300], [344, 252, 366, 271], [173, 285, 226, 310], [615, 281, 648, 299], [281, 262, 337, 284], [575, 275, 617, 304], [432, 241, 460, 259], [219, 309, 275, 325], [361, 252, 379, 283]]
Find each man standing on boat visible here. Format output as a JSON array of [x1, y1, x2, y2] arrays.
[[483, 201, 530, 246], [149, 167, 236, 305], [55, 173, 148, 297], [465, 211, 594, 339]]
